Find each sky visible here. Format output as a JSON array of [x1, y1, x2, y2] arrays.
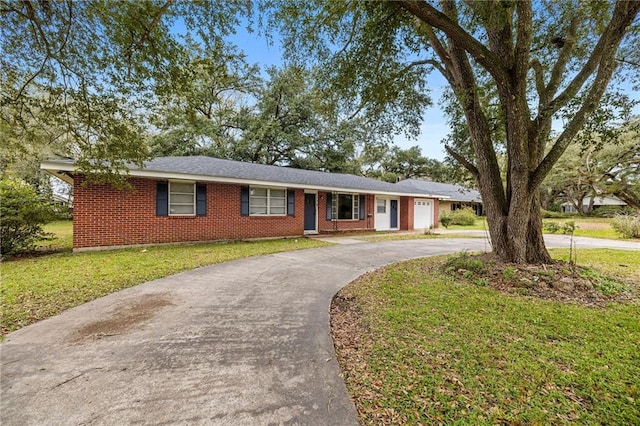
[[227, 25, 453, 161], [226, 22, 640, 163]]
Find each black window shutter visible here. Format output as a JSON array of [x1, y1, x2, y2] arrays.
[[359, 194, 365, 220], [241, 186, 250, 216], [196, 184, 207, 216], [326, 192, 333, 220], [156, 181, 168, 216], [287, 190, 295, 216]]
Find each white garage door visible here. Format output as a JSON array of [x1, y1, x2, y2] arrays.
[[413, 199, 433, 229]]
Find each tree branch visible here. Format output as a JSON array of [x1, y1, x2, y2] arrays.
[[546, 14, 580, 98], [514, 0, 533, 83], [445, 144, 479, 178], [530, 59, 546, 103], [126, 0, 175, 61], [397, 0, 508, 84], [547, 1, 640, 116], [413, 20, 455, 84], [531, 0, 640, 189]]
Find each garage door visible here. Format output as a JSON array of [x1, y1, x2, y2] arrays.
[[413, 199, 433, 229]]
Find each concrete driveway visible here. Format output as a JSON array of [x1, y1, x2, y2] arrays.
[[1, 237, 638, 425]]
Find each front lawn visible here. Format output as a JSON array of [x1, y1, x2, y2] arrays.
[[333, 249, 640, 425], [443, 216, 637, 241], [1, 238, 331, 335], [36, 220, 74, 251]]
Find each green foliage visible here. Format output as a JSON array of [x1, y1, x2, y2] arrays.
[[268, 0, 640, 263], [544, 221, 561, 234], [590, 205, 636, 218], [541, 209, 570, 219], [0, 179, 55, 256], [439, 213, 453, 228], [561, 220, 576, 235], [542, 120, 640, 213], [443, 251, 485, 274], [1, 0, 248, 185], [372, 146, 455, 183], [502, 266, 517, 280], [579, 267, 628, 296], [611, 214, 640, 238], [449, 207, 477, 226], [544, 221, 576, 235]]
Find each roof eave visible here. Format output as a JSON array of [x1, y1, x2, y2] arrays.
[[40, 160, 450, 199]]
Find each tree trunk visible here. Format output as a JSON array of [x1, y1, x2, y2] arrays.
[[525, 191, 552, 263], [481, 187, 552, 264]]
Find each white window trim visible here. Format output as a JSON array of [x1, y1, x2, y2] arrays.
[[249, 186, 287, 216], [335, 192, 360, 221], [168, 180, 196, 216]]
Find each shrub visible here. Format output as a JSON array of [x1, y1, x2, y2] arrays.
[[440, 213, 453, 228], [449, 207, 477, 226], [590, 205, 635, 218], [544, 221, 576, 234], [543, 221, 560, 233], [611, 214, 640, 238], [542, 209, 570, 218], [561, 220, 576, 235], [444, 251, 485, 274], [0, 179, 55, 256]]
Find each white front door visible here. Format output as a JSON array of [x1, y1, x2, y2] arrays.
[[374, 197, 390, 230], [413, 199, 433, 229]]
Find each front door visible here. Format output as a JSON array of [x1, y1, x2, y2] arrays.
[[304, 193, 317, 232], [390, 199, 398, 229]]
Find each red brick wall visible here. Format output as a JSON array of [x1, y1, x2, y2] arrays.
[[433, 198, 440, 228], [318, 193, 376, 233], [400, 197, 414, 231], [73, 176, 305, 249]]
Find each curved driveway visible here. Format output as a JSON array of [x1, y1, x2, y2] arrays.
[[1, 236, 638, 425]]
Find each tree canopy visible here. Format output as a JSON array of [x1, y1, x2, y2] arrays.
[[543, 118, 640, 212], [268, 0, 640, 263], [1, 0, 248, 183]]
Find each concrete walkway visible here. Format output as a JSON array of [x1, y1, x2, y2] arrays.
[[1, 237, 638, 425]]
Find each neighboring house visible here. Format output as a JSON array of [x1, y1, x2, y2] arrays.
[[561, 196, 627, 214], [395, 179, 483, 216], [41, 156, 447, 250], [52, 193, 73, 209]]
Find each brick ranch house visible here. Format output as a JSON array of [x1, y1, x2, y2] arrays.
[[41, 156, 447, 251], [395, 178, 483, 217]]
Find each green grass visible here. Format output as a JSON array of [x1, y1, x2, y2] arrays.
[[336, 249, 640, 425], [543, 217, 638, 240], [437, 216, 636, 240], [1, 237, 331, 335], [550, 248, 640, 281], [36, 220, 74, 251]]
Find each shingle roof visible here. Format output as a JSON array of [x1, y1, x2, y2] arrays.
[[394, 179, 482, 203], [42, 156, 447, 198]]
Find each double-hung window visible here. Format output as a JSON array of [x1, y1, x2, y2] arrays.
[[250, 187, 287, 215], [337, 193, 359, 220], [169, 182, 195, 215]]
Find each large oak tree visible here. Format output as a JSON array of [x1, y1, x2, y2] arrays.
[[1, 0, 248, 183], [270, 0, 640, 263]]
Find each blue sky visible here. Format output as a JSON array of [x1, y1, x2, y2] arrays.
[[227, 23, 639, 162], [228, 25, 453, 160]]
